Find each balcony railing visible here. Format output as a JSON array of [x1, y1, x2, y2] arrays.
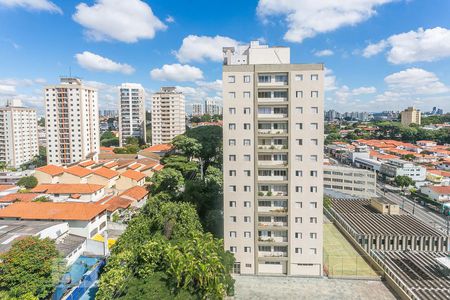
[[257, 251, 288, 258], [258, 113, 288, 119]]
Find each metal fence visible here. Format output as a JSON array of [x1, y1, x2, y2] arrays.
[[323, 253, 382, 279]]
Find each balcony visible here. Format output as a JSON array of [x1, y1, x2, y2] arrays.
[[257, 74, 288, 87], [257, 251, 288, 258], [257, 175, 288, 181], [257, 112, 288, 119], [257, 205, 288, 214], [257, 144, 288, 151], [258, 236, 288, 243], [257, 221, 288, 228]]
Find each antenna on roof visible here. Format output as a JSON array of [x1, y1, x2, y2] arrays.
[[69, 66, 72, 77]]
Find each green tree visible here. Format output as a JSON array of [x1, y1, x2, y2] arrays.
[[101, 131, 116, 140], [160, 155, 199, 178], [394, 175, 415, 191], [172, 135, 202, 161], [17, 176, 38, 189], [0, 237, 63, 299], [150, 168, 184, 196], [125, 136, 140, 146], [402, 154, 415, 161], [185, 126, 222, 169]]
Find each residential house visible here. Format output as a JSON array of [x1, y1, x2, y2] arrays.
[[116, 170, 146, 191], [119, 186, 149, 208], [420, 185, 450, 203], [32, 184, 105, 202], [88, 167, 120, 188], [59, 166, 93, 184], [34, 165, 65, 184]]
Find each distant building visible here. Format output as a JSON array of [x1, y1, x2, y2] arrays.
[[325, 109, 340, 121], [204, 99, 222, 115], [420, 185, 450, 203], [45, 78, 100, 165], [151, 87, 185, 145], [324, 165, 376, 198], [119, 83, 146, 146], [0, 100, 38, 168], [380, 159, 426, 181], [101, 109, 118, 117], [401, 107, 421, 126], [192, 103, 203, 116]]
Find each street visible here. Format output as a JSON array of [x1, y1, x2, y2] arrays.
[[376, 183, 449, 235]]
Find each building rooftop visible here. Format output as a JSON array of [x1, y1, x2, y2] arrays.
[[92, 167, 119, 179], [35, 165, 65, 176], [32, 184, 104, 194], [143, 143, 173, 152], [56, 234, 86, 257], [424, 185, 450, 194], [119, 186, 149, 201], [0, 193, 40, 203], [120, 170, 146, 181], [0, 185, 17, 192], [0, 202, 106, 221], [65, 165, 93, 177]]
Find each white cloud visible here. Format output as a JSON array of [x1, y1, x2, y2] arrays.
[[0, 0, 62, 13], [257, 0, 395, 43], [75, 51, 135, 74], [384, 68, 449, 95], [352, 86, 376, 95], [84, 80, 119, 110], [174, 35, 239, 63], [362, 40, 388, 57], [194, 79, 222, 92], [73, 0, 166, 43], [0, 84, 16, 95], [165, 15, 175, 23], [150, 64, 203, 82], [363, 27, 450, 64], [314, 49, 334, 57], [324, 68, 337, 91]]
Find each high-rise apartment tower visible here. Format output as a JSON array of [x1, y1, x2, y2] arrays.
[[119, 83, 146, 146], [223, 41, 324, 276], [45, 77, 100, 165]]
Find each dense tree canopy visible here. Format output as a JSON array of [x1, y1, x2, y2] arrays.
[[17, 176, 38, 189], [0, 237, 63, 299]]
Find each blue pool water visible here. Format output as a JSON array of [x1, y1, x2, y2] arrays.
[[67, 256, 100, 285], [79, 281, 98, 300]]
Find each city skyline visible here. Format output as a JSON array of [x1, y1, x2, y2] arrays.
[[0, 0, 449, 115]]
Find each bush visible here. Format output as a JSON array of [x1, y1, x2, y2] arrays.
[[17, 176, 38, 189]]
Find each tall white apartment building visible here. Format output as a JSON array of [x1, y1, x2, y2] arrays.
[[151, 87, 185, 145], [0, 100, 38, 168], [119, 83, 146, 146], [204, 99, 222, 115], [192, 103, 203, 116], [45, 77, 100, 165], [223, 41, 324, 276]]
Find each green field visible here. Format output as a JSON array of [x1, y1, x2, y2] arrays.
[[323, 223, 379, 278]]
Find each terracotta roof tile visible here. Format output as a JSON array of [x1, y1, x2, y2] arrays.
[[92, 167, 119, 179], [120, 170, 146, 181], [0, 193, 40, 203], [0, 202, 106, 221], [35, 165, 65, 176], [143, 143, 173, 152], [103, 161, 119, 168], [426, 186, 450, 194], [127, 163, 142, 170], [32, 184, 104, 194], [153, 164, 164, 171], [119, 186, 149, 201], [65, 166, 92, 177], [102, 196, 133, 212], [79, 160, 96, 167]]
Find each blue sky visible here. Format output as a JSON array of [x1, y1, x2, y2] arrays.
[[1, 0, 450, 115]]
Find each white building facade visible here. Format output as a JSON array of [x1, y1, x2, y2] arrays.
[[0, 100, 38, 168], [119, 83, 146, 146], [151, 87, 185, 145], [223, 41, 324, 276], [380, 159, 426, 181], [45, 78, 100, 165], [324, 165, 377, 198], [192, 103, 203, 116]]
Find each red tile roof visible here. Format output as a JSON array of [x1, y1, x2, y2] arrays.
[[32, 184, 104, 194], [35, 165, 65, 176], [119, 186, 148, 201], [144, 143, 173, 152], [0, 193, 40, 203], [153, 164, 164, 171], [92, 167, 119, 179], [0, 202, 106, 221], [128, 163, 142, 170], [103, 161, 119, 168], [79, 160, 96, 167], [65, 166, 92, 177], [120, 170, 146, 181], [0, 185, 17, 192], [102, 196, 133, 212], [427, 186, 450, 194], [427, 169, 450, 177]]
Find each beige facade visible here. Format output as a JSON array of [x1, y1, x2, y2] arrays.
[[87, 174, 118, 189], [119, 83, 146, 146], [0, 100, 38, 168], [223, 41, 324, 276], [45, 77, 100, 165], [58, 172, 91, 184], [115, 177, 145, 191], [401, 107, 421, 126], [151, 87, 185, 145], [324, 165, 376, 198]]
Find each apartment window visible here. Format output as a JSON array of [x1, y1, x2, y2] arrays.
[[244, 247, 251, 253], [310, 170, 318, 177], [310, 202, 318, 209], [311, 107, 319, 114], [244, 231, 251, 238], [310, 186, 318, 193], [243, 91, 251, 98], [296, 107, 303, 114], [230, 216, 237, 222], [296, 139, 303, 145], [229, 108, 236, 114], [310, 155, 318, 162], [295, 217, 302, 223], [243, 139, 251, 146], [311, 74, 319, 81], [296, 91, 303, 98], [295, 202, 302, 208], [243, 154, 251, 161], [230, 231, 237, 238], [244, 216, 251, 223], [229, 123, 236, 130], [244, 75, 251, 83], [295, 155, 303, 161], [295, 248, 302, 254], [310, 217, 318, 224], [244, 123, 251, 130], [296, 123, 303, 130], [295, 74, 303, 81], [295, 232, 302, 239], [229, 201, 236, 207], [229, 92, 236, 98], [229, 170, 236, 176], [228, 76, 235, 83], [258, 75, 270, 83], [311, 139, 318, 146], [244, 201, 251, 208], [244, 170, 251, 176], [275, 75, 287, 82], [230, 246, 237, 253], [229, 139, 236, 146], [229, 185, 237, 192], [295, 186, 303, 193], [244, 186, 251, 192], [310, 123, 319, 130], [296, 170, 303, 177], [229, 155, 236, 161], [311, 91, 319, 98]]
